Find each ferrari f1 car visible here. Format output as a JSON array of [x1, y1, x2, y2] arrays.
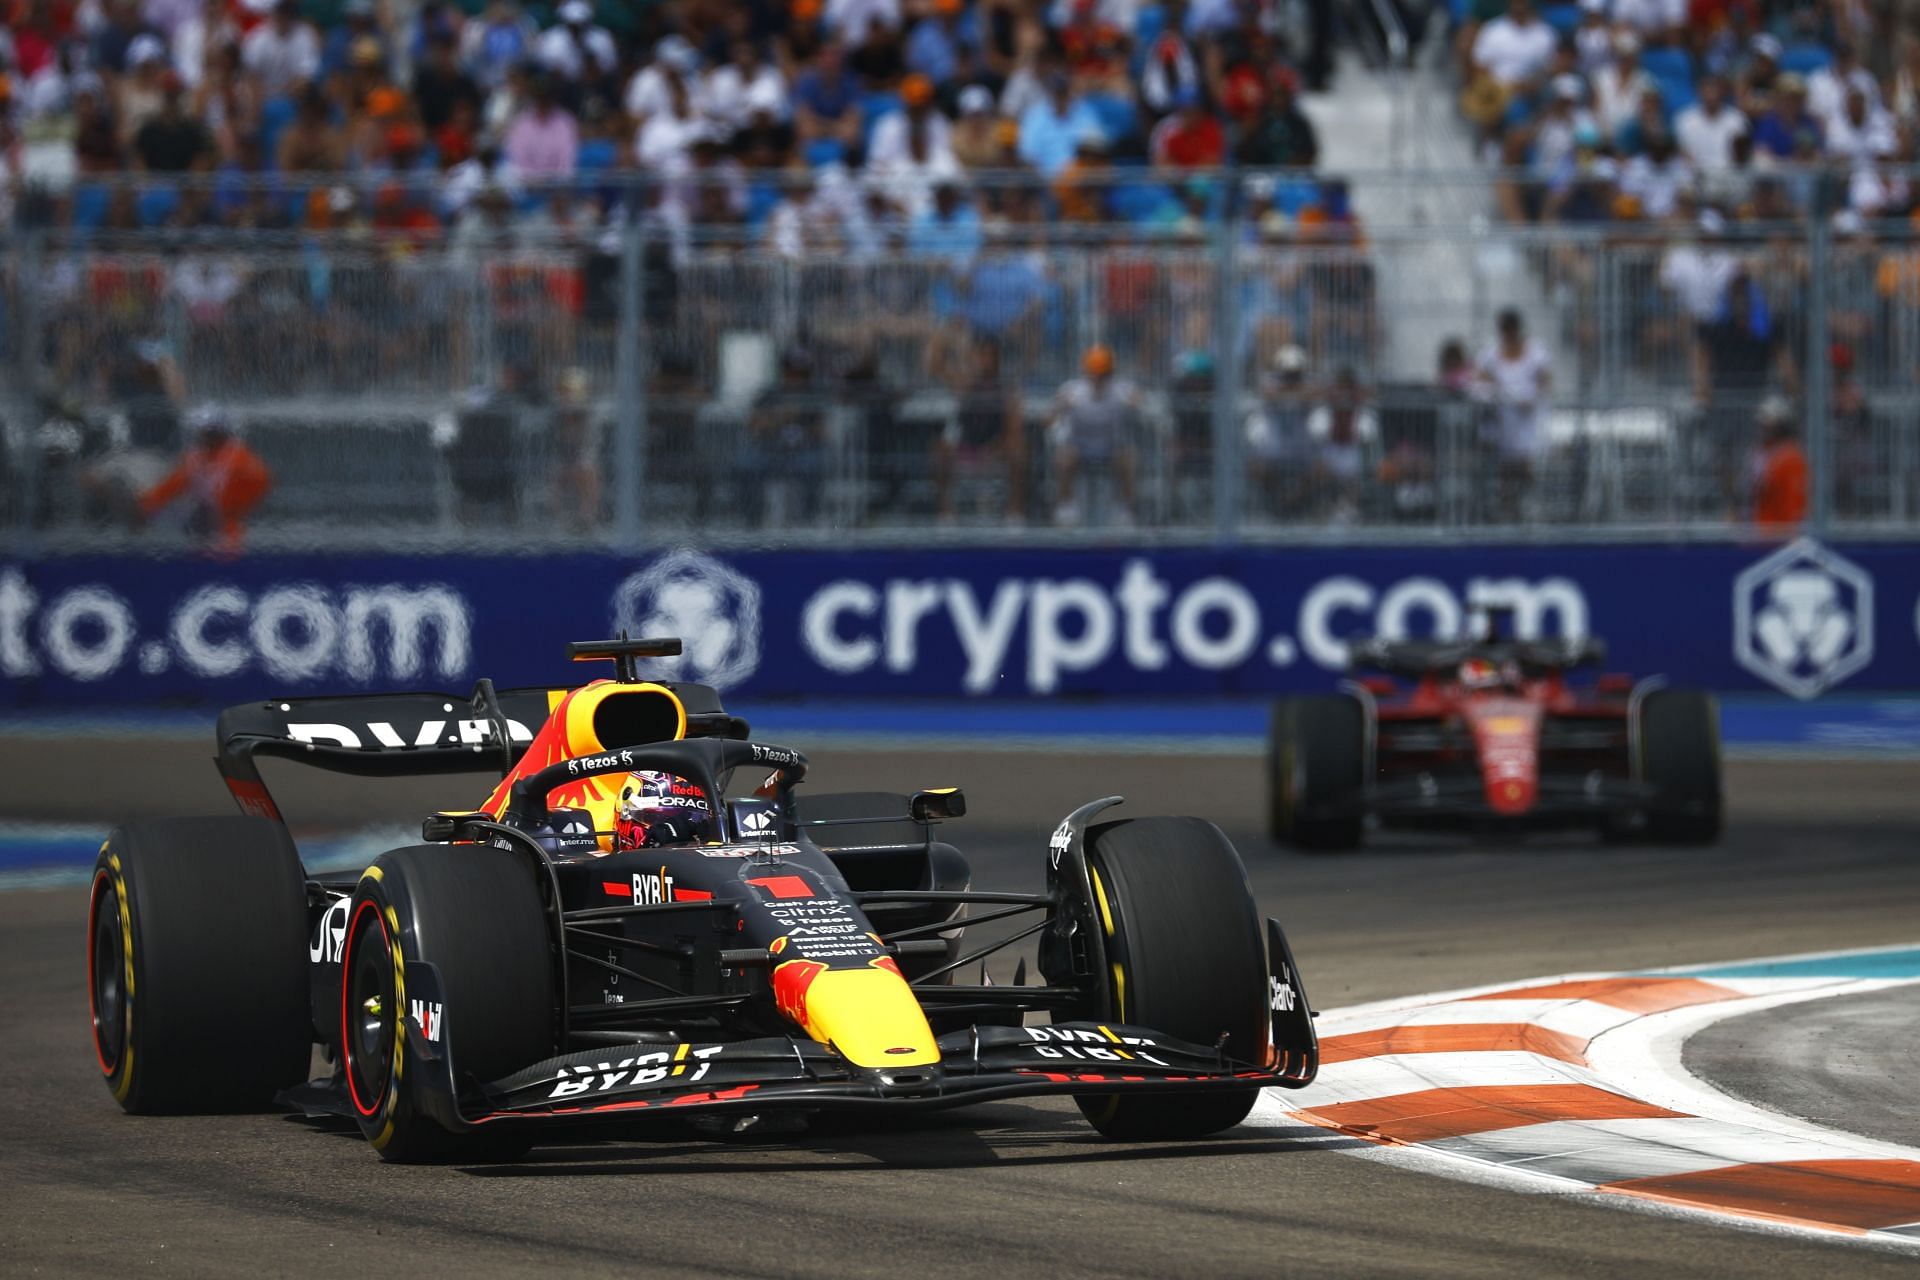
[[1268, 631, 1721, 850], [89, 637, 1318, 1161]]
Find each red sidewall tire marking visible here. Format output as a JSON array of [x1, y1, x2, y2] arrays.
[[341, 898, 392, 1119]]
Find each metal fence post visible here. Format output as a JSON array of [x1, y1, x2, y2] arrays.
[[1805, 215, 1832, 539], [1210, 192, 1243, 543], [611, 217, 645, 544]]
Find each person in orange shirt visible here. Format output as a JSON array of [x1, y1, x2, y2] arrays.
[[1750, 396, 1807, 530], [138, 405, 273, 556]]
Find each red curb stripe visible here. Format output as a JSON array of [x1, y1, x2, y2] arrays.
[[1317, 1023, 1591, 1066], [1465, 977, 1744, 1014], [1299, 1084, 1684, 1144], [1604, 1160, 1920, 1232]]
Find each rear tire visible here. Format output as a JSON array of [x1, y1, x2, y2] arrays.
[[1075, 817, 1267, 1141], [1638, 689, 1722, 845], [1269, 696, 1366, 851], [89, 817, 311, 1114], [339, 844, 555, 1162]]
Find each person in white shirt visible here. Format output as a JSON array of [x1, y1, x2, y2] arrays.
[[1619, 129, 1693, 219], [1659, 210, 1738, 330], [1611, 0, 1684, 40], [866, 72, 953, 171], [1674, 75, 1748, 171], [702, 40, 790, 129], [1573, 0, 1614, 74], [1593, 31, 1653, 137], [1806, 41, 1881, 128], [1824, 87, 1898, 165], [623, 36, 701, 127], [1473, 308, 1552, 519], [1472, 0, 1557, 90], [1532, 76, 1596, 179], [241, 0, 321, 98], [634, 76, 706, 178], [825, 0, 901, 37], [538, 0, 619, 86]]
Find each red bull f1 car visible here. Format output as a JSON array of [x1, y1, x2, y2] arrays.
[[89, 637, 1318, 1161], [1268, 633, 1721, 850]]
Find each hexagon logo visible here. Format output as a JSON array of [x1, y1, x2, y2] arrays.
[[1733, 538, 1873, 700], [609, 549, 762, 691]]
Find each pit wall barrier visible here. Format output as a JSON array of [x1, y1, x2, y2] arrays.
[[2, 538, 1914, 709]]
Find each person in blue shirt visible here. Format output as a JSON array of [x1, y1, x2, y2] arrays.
[[1017, 71, 1103, 178], [908, 181, 983, 267]]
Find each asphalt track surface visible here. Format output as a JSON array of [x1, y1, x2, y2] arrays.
[[4, 742, 1919, 1277], [1686, 985, 1920, 1151]]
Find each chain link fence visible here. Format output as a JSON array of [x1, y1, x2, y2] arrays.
[[4, 203, 1917, 548]]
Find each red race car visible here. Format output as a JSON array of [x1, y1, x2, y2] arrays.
[[1267, 633, 1721, 850]]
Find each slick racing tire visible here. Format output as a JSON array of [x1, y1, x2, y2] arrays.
[[1269, 696, 1366, 851], [89, 817, 311, 1114], [1076, 817, 1267, 1141], [1638, 689, 1723, 845], [339, 844, 555, 1163]]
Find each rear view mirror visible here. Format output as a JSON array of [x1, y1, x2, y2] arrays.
[[910, 788, 966, 822]]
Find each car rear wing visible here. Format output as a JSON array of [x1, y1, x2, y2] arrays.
[[214, 676, 747, 823], [1347, 636, 1607, 678]]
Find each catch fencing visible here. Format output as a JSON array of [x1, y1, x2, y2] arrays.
[[4, 207, 1917, 548]]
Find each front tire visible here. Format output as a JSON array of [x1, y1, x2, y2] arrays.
[[339, 844, 555, 1162], [89, 817, 311, 1114], [1075, 817, 1267, 1140], [1269, 695, 1366, 851], [1638, 689, 1722, 845]]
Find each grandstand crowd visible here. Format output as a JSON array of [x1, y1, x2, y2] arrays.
[[1459, 0, 1920, 225], [0, 0, 1332, 235]]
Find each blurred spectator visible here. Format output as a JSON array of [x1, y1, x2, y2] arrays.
[[550, 366, 602, 532], [1748, 396, 1807, 529], [504, 72, 578, 179], [278, 86, 345, 172], [1244, 342, 1313, 517], [932, 334, 1024, 521], [907, 180, 982, 264], [1823, 88, 1897, 166], [869, 72, 953, 170], [1470, 0, 1555, 95], [1138, 28, 1202, 117], [1694, 269, 1792, 410], [1307, 366, 1380, 522], [1234, 70, 1317, 168], [746, 346, 827, 528], [321, 0, 390, 81], [83, 338, 183, 527], [412, 30, 482, 135], [950, 84, 1000, 167], [1592, 33, 1652, 140], [137, 404, 273, 556], [446, 364, 536, 522], [1805, 41, 1879, 130], [1048, 344, 1138, 526], [905, 0, 969, 86], [1472, 308, 1551, 520], [463, 0, 537, 92], [132, 72, 211, 172], [704, 40, 790, 132], [1620, 129, 1693, 220], [624, 35, 701, 128], [1675, 75, 1748, 172], [242, 0, 321, 99], [793, 40, 861, 151], [1017, 70, 1100, 177], [1750, 74, 1820, 161], [1149, 87, 1222, 169], [538, 1, 619, 97]]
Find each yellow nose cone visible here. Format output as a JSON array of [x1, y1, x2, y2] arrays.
[[772, 957, 940, 1069]]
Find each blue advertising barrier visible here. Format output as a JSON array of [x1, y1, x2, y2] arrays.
[[2, 538, 1916, 708]]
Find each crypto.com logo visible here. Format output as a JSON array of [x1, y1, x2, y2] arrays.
[[1733, 538, 1873, 700], [609, 549, 761, 691]]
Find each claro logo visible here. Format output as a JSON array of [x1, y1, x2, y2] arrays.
[[798, 560, 1588, 693], [0, 569, 470, 684]]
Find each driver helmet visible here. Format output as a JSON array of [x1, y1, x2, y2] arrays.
[[1458, 657, 1501, 690], [613, 771, 717, 851]]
